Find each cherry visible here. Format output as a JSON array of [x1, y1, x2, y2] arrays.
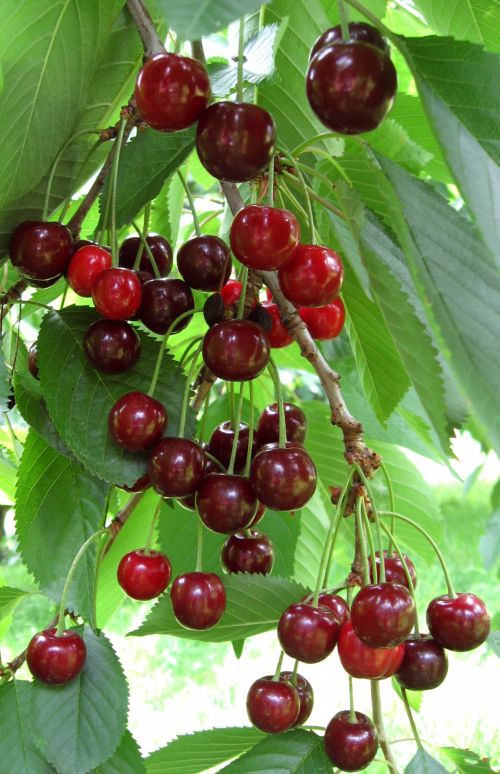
[[117, 549, 171, 600], [178, 450, 219, 511], [177, 235, 231, 291], [311, 22, 389, 59], [369, 550, 418, 590], [306, 42, 397, 135], [220, 280, 243, 307], [337, 621, 404, 679], [324, 711, 378, 771], [196, 473, 257, 534], [351, 582, 416, 648], [279, 671, 314, 726], [148, 438, 206, 498], [248, 304, 273, 334], [119, 234, 173, 276], [203, 320, 270, 381], [28, 273, 63, 288], [395, 634, 448, 691], [26, 628, 86, 684], [299, 299, 345, 340], [221, 530, 274, 574], [134, 53, 210, 131], [83, 319, 141, 374], [278, 602, 341, 663], [120, 472, 151, 493], [260, 301, 293, 348], [196, 102, 276, 182], [203, 294, 225, 327], [256, 403, 307, 447], [230, 205, 300, 270], [139, 278, 194, 335], [28, 343, 39, 379], [67, 244, 112, 296], [207, 421, 257, 474], [426, 593, 490, 651], [278, 244, 343, 308], [250, 444, 317, 511], [171, 572, 226, 629], [10, 220, 73, 280], [246, 676, 299, 733], [92, 267, 142, 320], [317, 593, 350, 626], [249, 502, 266, 528], [108, 391, 167, 452]]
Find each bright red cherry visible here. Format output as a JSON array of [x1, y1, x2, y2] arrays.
[[83, 319, 141, 374], [247, 676, 299, 733], [196, 102, 276, 182], [207, 421, 257, 474], [134, 53, 211, 131], [10, 220, 73, 280], [67, 245, 112, 296], [351, 582, 416, 648], [221, 530, 274, 574], [278, 602, 341, 663], [426, 593, 490, 651], [338, 621, 404, 679], [310, 22, 389, 59], [395, 634, 448, 691], [108, 391, 167, 451], [279, 671, 314, 727], [148, 438, 206, 498], [317, 593, 350, 626], [257, 403, 307, 447], [92, 267, 142, 320], [171, 572, 226, 629], [369, 550, 418, 590], [28, 343, 39, 379], [119, 234, 173, 276], [250, 444, 317, 511], [203, 320, 270, 381], [117, 549, 171, 600], [230, 205, 300, 270], [220, 280, 243, 307], [26, 628, 86, 684], [306, 42, 397, 134], [196, 473, 257, 534], [278, 244, 343, 308], [324, 711, 378, 771], [139, 278, 194, 335], [260, 301, 293, 348], [177, 235, 231, 291], [299, 299, 345, 340]]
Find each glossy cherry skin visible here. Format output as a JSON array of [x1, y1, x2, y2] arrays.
[[250, 444, 317, 511], [426, 593, 491, 651], [311, 22, 389, 59], [299, 298, 345, 340], [395, 634, 448, 691], [139, 278, 194, 335], [196, 102, 276, 182], [10, 221, 73, 280], [324, 711, 378, 771], [369, 550, 417, 590], [279, 671, 314, 727], [27, 273, 63, 288], [257, 403, 307, 448], [260, 301, 293, 348], [230, 205, 300, 270], [247, 676, 300, 733], [177, 235, 231, 291], [117, 549, 171, 600], [196, 473, 257, 534], [317, 593, 350, 626], [306, 42, 397, 135], [171, 572, 226, 629], [338, 621, 404, 679], [148, 438, 206, 498], [221, 530, 274, 574], [119, 234, 173, 276], [278, 244, 343, 308], [278, 602, 341, 663], [28, 343, 39, 379], [177, 447, 219, 510], [134, 53, 210, 131], [203, 320, 270, 381], [83, 319, 141, 374], [220, 280, 243, 307], [92, 267, 142, 320], [108, 391, 167, 452], [67, 244, 112, 296], [26, 628, 86, 684], [207, 421, 257, 474], [351, 582, 416, 648]]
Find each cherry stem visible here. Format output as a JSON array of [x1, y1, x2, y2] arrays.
[[354, 465, 386, 582], [267, 358, 286, 447], [291, 659, 299, 683], [292, 133, 344, 156], [337, 0, 351, 42], [147, 309, 202, 397], [195, 518, 203, 571], [42, 130, 98, 221], [272, 650, 285, 681], [180, 336, 205, 368], [244, 380, 255, 477], [229, 383, 236, 428], [360, 498, 377, 580], [371, 681, 400, 774], [279, 145, 316, 242], [343, 0, 395, 42], [110, 117, 128, 266], [205, 451, 227, 472], [380, 461, 396, 552], [236, 267, 249, 319], [277, 179, 312, 228], [348, 676, 356, 723], [131, 220, 161, 278], [282, 169, 344, 220], [144, 499, 163, 555], [187, 209, 224, 239], [178, 342, 203, 438], [198, 391, 211, 444], [297, 155, 350, 186], [236, 17, 245, 102], [400, 687, 424, 749], [227, 383, 245, 474], [378, 520, 420, 635], [267, 157, 275, 207], [178, 170, 201, 237], [355, 496, 370, 585]]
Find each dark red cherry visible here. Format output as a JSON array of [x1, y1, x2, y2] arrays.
[[177, 451, 219, 511], [203, 320, 270, 381], [257, 403, 307, 447], [324, 711, 378, 771], [67, 245, 112, 296], [247, 676, 299, 733], [338, 621, 404, 679], [278, 244, 343, 307], [230, 205, 300, 270], [203, 293, 225, 327], [351, 582, 416, 648], [220, 280, 243, 307], [171, 571, 226, 629], [317, 593, 350, 626], [83, 319, 141, 374], [196, 473, 257, 534], [27, 273, 63, 288], [196, 102, 276, 182], [135, 269, 155, 286], [28, 343, 39, 379], [260, 301, 293, 348], [134, 53, 211, 131], [119, 234, 173, 276], [279, 671, 314, 727], [310, 22, 389, 59], [369, 550, 418, 590], [221, 530, 274, 574], [299, 298, 345, 340], [278, 602, 341, 663], [250, 444, 317, 511], [306, 42, 397, 135], [148, 438, 206, 498], [139, 278, 194, 335], [108, 391, 167, 451], [177, 235, 231, 291], [92, 267, 142, 320], [117, 549, 171, 600], [426, 593, 490, 651], [10, 221, 73, 280], [207, 421, 257, 474], [120, 472, 151, 493], [26, 628, 86, 684], [395, 634, 448, 691]]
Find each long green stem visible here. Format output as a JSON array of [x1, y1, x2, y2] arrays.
[[228, 383, 245, 474], [144, 499, 163, 554], [355, 465, 386, 582], [380, 461, 396, 551], [236, 17, 245, 102], [180, 335, 204, 368], [267, 359, 286, 447], [279, 146, 316, 241], [322, 510, 346, 587], [267, 156, 275, 206], [198, 391, 211, 444], [378, 520, 419, 634], [360, 499, 377, 581], [282, 170, 344, 220], [344, 0, 395, 41], [178, 170, 201, 236], [178, 343, 203, 437], [355, 496, 370, 585], [244, 380, 255, 477], [292, 132, 343, 156], [131, 220, 161, 278], [57, 529, 109, 635], [371, 681, 400, 774], [279, 179, 313, 224], [196, 519, 204, 571], [43, 130, 97, 220], [348, 676, 356, 723], [400, 688, 424, 749], [147, 309, 201, 396], [236, 267, 249, 319], [337, 0, 351, 41], [110, 117, 128, 265], [272, 650, 285, 681]]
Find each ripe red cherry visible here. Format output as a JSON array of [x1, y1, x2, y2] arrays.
[[247, 676, 299, 733], [426, 593, 490, 651], [250, 444, 317, 511], [203, 320, 270, 381], [257, 403, 307, 447], [395, 634, 448, 691], [108, 391, 167, 452], [119, 234, 173, 276], [306, 42, 397, 134], [369, 550, 418, 590], [299, 299, 345, 340], [220, 280, 243, 307], [338, 621, 404, 679], [279, 671, 314, 727], [67, 245, 112, 296], [139, 278, 194, 335], [221, 530, 274, 574], [317, 593, 350, 626], [278, 244, 343, 307], [177, 235, 231, 291], [117, 549, 171, 600], [260, 301, 293, 348], [148, 438, 206, 498], [171, 572, 226, 629], [92, 267, 142, 320], [196, 102, 276, 182], [134, 53, 210, 131], [324, 711, 378, 771], [230, 205, 300, 270], [310, 22, 389, 59], [278, 602, 341, 663], [207, 421, 257, 474], [10, 221, 73, 280], [351, 582, 416, 648], [196, 473, 257, 534], [26, 628, 86, 684], [28, 343, 39, 379], [83, 319, 141, 374]]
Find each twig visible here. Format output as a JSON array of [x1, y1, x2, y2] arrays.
[[106, 490, 145, 550], [371, 681, 400, 774], [0, 279, 28, 322], [126, 0, 165, 57]]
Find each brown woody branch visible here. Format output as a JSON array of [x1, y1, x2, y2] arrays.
[[126, 0, 165, 57], [0, 279, 28, 322]]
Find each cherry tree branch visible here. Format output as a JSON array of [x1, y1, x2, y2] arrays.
[[0, 279, 27, 322], [126, 0, 165, 57]]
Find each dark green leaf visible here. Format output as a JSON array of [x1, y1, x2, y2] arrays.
[[405, 749, 450, 774], [220, 728, 332, 773], [96, 731, 146, 773], [0, 586, 30, 622], [412, 1, 500, 51], [441, 747, 496, 774], [0, 680, 54, 773], [156, 0, 270, 39]]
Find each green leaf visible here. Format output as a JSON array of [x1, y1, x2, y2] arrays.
[[220, 728, 332, 773], [0, 586, 30, 622], [32, 626, 128, 774], [412, 1, 500, 51], [0, 444, 17, 502], [156, 0, 270, 39], [294, 483, 340, 589], [441, 747, 496, 774], [406, 749, 451, 774], [479, 507, 500, 570], [0, 680, 54, 773], [96, 731, 146, 773], [487, 630, 500, 658]]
